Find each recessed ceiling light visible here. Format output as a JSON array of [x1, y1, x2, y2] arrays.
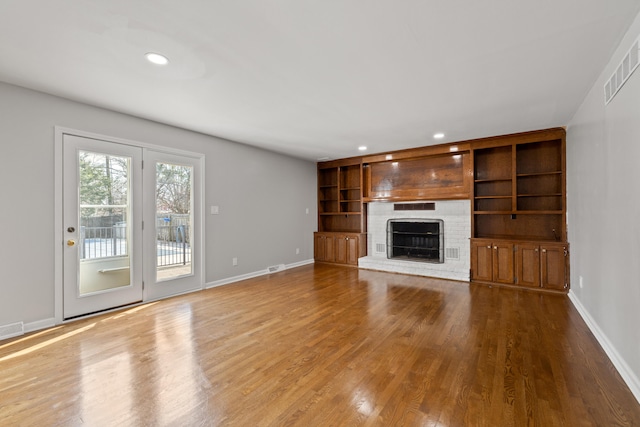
[[358, 146, 367, 151], [145, 52, 169, 65], [433, 133, 445, 139]]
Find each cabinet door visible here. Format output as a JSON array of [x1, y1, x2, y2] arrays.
[[314, 234, 326, 261], [493, 242, 515, 284], [334, 235, 347, 264], [314, 233, 335, 262], [324, 235, 335, 262], [541, 244, 567, 290], [346, 235, 359, 265], [471, 240, 493, 281], [516, 243, 540, 288]]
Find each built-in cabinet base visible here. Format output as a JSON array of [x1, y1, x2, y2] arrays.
[[470, 238, 568, 291], [314, 232, 367, 266]]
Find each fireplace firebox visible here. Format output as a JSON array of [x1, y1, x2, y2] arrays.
[[387, 219, 444, 263]]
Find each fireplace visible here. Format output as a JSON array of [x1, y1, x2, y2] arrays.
[[387, 219, 444, 263], [358, 200, 469, 281]]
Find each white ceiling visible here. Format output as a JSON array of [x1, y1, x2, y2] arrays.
[[1, 1, 639, 161]]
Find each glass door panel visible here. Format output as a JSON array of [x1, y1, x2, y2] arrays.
[[78, 151, 132, 294], [155, 162, 194, 281]]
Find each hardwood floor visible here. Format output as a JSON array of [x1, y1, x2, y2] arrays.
[[1, 264, 639, 426]]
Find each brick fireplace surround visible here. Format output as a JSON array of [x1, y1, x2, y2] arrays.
[[358, 200, 470, 281]]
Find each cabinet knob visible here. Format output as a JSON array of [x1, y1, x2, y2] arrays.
[[542, 249, 547, 253], [487, 245, 491, 249], [535, 248, 538, 252], [346, 237, 349, 241], [493, 246, 497, 250]]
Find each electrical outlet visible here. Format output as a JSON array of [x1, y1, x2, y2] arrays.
[[579, 276, 584, 289], [232, 257, 238, 266], [305, 208, 309, 214], [296, 248, 300, 254]]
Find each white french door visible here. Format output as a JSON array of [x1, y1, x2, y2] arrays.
[[62, 135, 143, 319], [61, 133, 202, 319], [143, 150, 202, 301]]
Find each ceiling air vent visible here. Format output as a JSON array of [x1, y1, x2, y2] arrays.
[[604, 36, 640, 105]]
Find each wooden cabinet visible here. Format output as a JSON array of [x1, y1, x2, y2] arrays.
[[515, 243, 540, 288], [470, 240, 493, 282], [314, 232, 366, 266], [314, 233, 335, 263], [493, 241, 515, 284], [335, 234, 361, 265], [470, 128, 569, 291], [316, 158, 367, 266], [471, 239, 514, 284], [540, 243, 568, 290], [473, 239, 568, 291]]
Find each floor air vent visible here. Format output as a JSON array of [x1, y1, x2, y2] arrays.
[[376, 243, 386, 253], [0, 321, 24, 340], [605, 36, 640, 104], [268, 264, 285, 273]]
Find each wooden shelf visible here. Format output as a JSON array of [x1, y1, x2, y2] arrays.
[[517, 193, 562, 197], [474, 178, 512, 183], [516, 171, 562, 177], [471, 130, 567, 284], [317, 160, 366, 239], [320, 212, 362, 216]]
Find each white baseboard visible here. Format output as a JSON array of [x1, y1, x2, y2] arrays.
[[0, 318, 56, 341], [25, 318, 56, 333], [568, 290, 640, 405], [206, 258, 314, 289], [285, 259, 315, 269]]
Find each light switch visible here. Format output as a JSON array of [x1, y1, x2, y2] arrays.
[[211, 206, 219, 215]]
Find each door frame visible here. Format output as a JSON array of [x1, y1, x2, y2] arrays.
[[54, 126, 205, 324]]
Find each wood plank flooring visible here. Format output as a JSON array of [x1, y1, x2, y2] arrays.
[[1, 264, 639, 426]]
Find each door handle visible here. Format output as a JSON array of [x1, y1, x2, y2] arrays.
[[67, 240, 76, 247]]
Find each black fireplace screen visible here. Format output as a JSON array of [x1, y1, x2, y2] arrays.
[[386, 219, 444, 263]]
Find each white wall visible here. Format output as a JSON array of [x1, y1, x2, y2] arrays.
[[566, 10, 640, 399], [0, 82, 317, 327]]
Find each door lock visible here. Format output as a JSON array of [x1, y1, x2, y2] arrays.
[[67, 227, 75, 233]]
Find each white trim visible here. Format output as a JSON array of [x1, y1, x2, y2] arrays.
[[568, 290, 640, 405], [54, 128, 64, 324], [286, 259, 315, 269], [54, 126, 205, 158], [25, 318, 56, 333], [205, 259, 314, 289]]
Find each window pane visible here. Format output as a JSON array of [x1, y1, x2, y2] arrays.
[[155, 162, 193, 281]]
